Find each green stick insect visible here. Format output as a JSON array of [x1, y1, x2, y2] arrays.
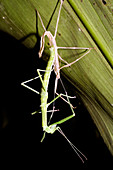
[[21, 0, 92, 162]]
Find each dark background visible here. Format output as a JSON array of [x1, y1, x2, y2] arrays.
[[0, 31, 112, 169]]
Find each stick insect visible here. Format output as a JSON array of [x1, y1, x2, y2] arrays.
[[21, 0, 92, 162]]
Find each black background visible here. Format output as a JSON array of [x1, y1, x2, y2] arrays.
[[0, 31, 113, 169]]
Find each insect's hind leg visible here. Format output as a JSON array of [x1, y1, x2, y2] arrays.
[[47, 91, 76, 126], [49, 76, 76, 125]]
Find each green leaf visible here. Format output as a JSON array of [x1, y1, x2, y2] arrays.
[[0, 0, 113, 154]]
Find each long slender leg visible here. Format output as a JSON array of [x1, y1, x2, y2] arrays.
[[21, 76, 41, 94], [37, 69, 45, 89], [53, 92, 75, 124], [47, 92, 76, 108], [58, 54, 69, 65], [57, 47, 92, 69], [57, 127, 87, 163], [54, 0, 64, 38], [21, 70, 74, 108], [36, 10, 46, 32], [59, 48, 91, 70], [47, 90, 76, 126], [21, 68, 51, 94], [57, 46, 91, 50], [46, 90, 76, 129], [32, 108, 59, 115]]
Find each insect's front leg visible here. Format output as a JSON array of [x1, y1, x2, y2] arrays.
[[39, 34, 45, 58]]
